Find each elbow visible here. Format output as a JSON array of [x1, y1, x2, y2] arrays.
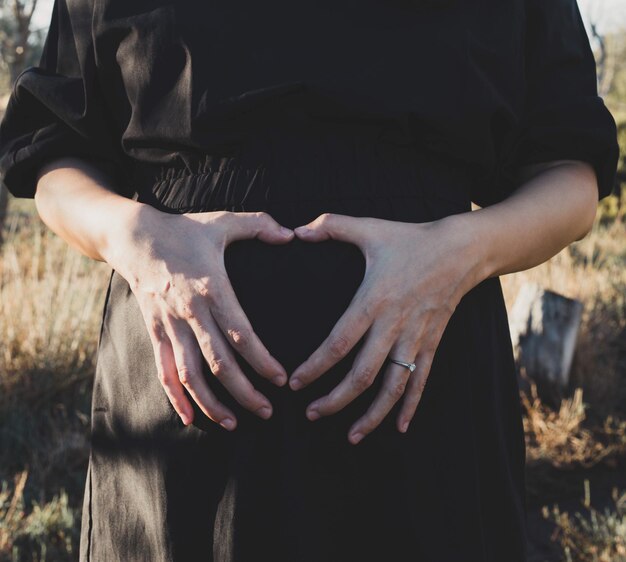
[[33, 171, 49, 219], [578, 202, 599, 241], [33, 162, 62, 226], [519, 159, 600, 242], [573, 162, 601, 242], [33, 157, 79, 219]]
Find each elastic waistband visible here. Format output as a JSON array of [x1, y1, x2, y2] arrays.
[[129, 115, 475, 214]]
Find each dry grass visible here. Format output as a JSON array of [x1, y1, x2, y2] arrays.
[[522, 381, 626, 470], [0, 203, 109, 561], [0, 211, 109, 378], [543, 481, 626, 562]]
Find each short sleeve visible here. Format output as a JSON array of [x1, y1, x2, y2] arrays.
[[0, 0, 133, 199], [478, 0, 620, 208]]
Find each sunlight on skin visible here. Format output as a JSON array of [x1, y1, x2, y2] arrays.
[[34, 157, 295, 431]]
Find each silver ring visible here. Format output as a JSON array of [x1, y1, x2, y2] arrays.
[[389, 357, 417, 372]]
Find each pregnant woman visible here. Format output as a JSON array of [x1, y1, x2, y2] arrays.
[[0, 0, 619, 560]]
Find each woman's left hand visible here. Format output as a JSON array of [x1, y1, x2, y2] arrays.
[[288, 211, 489, 444]]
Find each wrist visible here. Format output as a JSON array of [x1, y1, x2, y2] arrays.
[[100, 197, 162, 276], [434, 210, 496, 294]]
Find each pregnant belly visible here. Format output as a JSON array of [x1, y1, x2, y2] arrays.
[[125, 118, 476, 432], [220, 224, 402, 439], [224, 234, 366, 372], [216, 196, 440, 431]]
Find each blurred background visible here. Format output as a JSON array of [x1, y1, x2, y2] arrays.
[[0, 1, 625, 561]]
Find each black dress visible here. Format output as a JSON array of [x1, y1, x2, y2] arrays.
[[0, 1, 619, 561]]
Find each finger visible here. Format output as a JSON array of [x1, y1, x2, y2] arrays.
[[168, 319, 238, 430], [223, 210, 294, 245], [203, 276, 287, 385], [304, 320, 396, 420], [146, 319, 195, 426], [347, 341, 419, 445], [293, 212, 375, 244], [396, 350, 435, 433], [188, 311, 274, 419], [289, 286, 375, 390]]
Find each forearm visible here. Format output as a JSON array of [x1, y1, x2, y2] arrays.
[[33, 157, 146, 266], [446, 160, 600, 285]]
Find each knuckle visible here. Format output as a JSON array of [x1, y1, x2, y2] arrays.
[[442, 299, 457, 316], [177, 365, 196, 386], [227, 326, 252, 349], [209, 211, 232, 233], [376, 292, 395, 313], [365, 301, 383, 323], [394, 308, 411, 328], [418, 376, 428, 394], [318, 212, 334, 225], [179, 300, 199, 322], [328, 333, 351, 359], [156, 369, 169, 387], [209, 356, 228, 379], [388, 379, 408, 400], [193, 279, 215, 301], [149, 318, 166, 340], [255, 211, 273, 229], [213, 210, 231, 224], [423, 341, 438, 357], [351, 366, 375, 392], [384, 320, 403, 342], [356, 298, 377, 324]]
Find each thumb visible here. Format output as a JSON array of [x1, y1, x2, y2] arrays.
[[226, 211, 294, 245], [294, 213, 367, 244]]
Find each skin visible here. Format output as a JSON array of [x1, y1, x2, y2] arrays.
[[33, 157, 600, 443]]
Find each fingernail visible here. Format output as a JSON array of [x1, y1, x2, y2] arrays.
[[180, 414, 192, 425], [290, 378, 302, 390], [256, 405, 272, 419], [280, 226, 293, 236], [399, 420, 409, 433], [306, 407, 320, 421], [295, 226, 311, 235], [349, 432, 364, 445], [272, 374, 287, 386], [220, 418, 236, 431]]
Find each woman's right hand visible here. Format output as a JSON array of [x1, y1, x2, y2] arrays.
[[106, 204, 295, 431]]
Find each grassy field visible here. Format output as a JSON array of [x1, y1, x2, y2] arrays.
[[0, 193, 625, 561]]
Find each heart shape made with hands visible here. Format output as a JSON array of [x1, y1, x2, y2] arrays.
[[222, 233, 367, 373]]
